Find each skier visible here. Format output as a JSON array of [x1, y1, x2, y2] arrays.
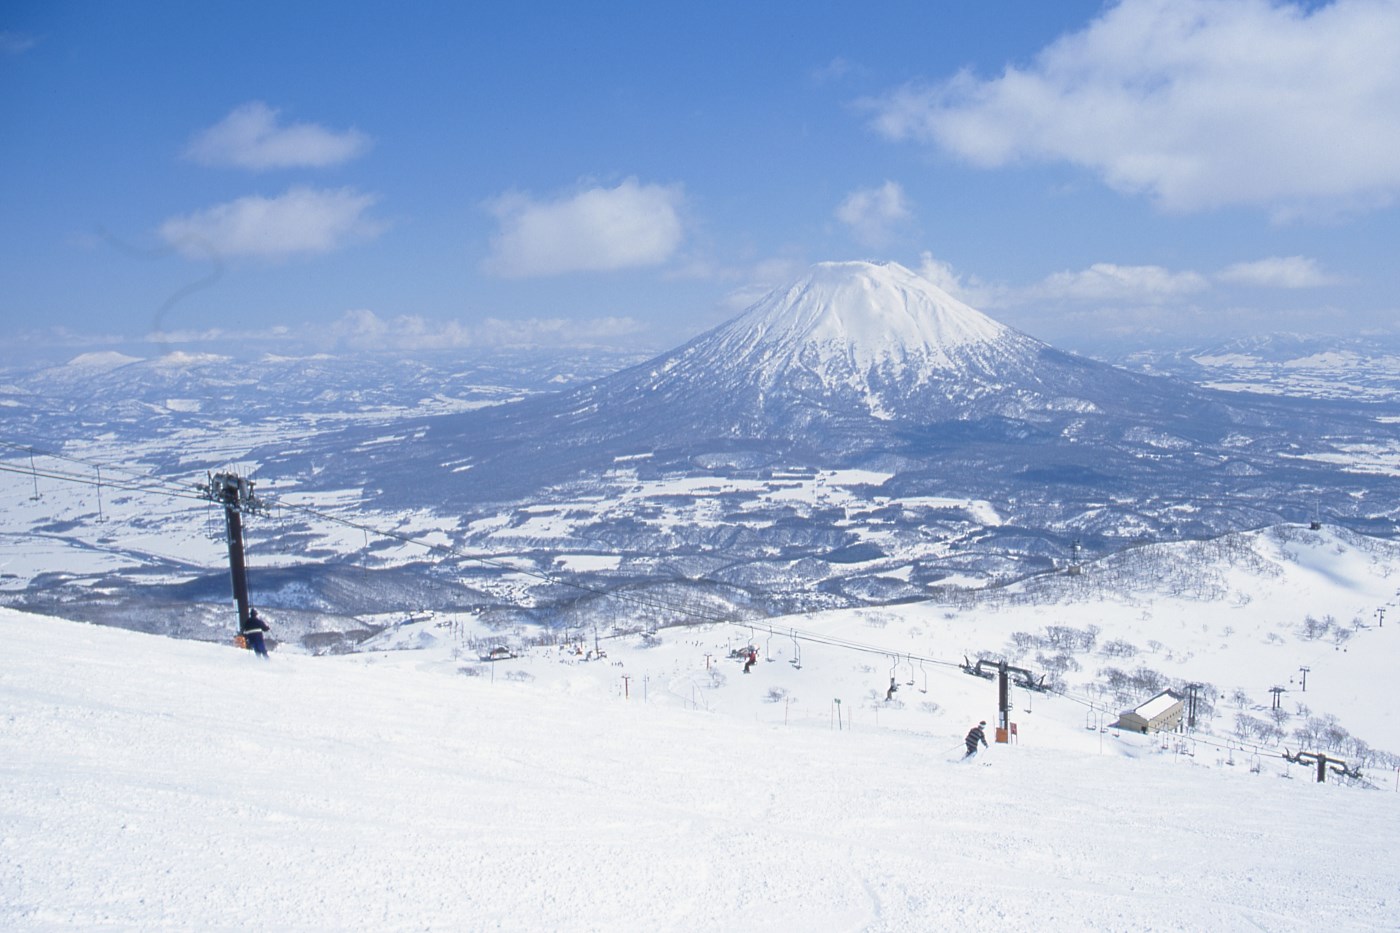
[[885, 676, 897, 701], [742, 647, 757, 673], [242, 608, 271, 658], [964, 720, 988, 758]]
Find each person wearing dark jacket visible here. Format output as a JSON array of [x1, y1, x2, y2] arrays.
[[242, 608, 270, 658], [964, 720, 988, 758]]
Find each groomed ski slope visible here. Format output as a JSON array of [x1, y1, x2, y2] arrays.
[[3, 610, 1397, 931]]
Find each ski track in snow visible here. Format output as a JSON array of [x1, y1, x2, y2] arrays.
[[3, 611, 1398, 932]]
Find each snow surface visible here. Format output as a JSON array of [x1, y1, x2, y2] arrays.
[[742, 261, 1010, 371], [4, 607, 1399, 932], [678, 260, 1048, 415]]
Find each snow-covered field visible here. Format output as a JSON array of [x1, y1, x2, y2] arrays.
[[4, 601, 1399, 931]]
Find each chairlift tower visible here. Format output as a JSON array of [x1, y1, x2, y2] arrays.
[[962, 656, 1047, 742], [1184, 682, 1203, 730], [201, 472, 263, 631]]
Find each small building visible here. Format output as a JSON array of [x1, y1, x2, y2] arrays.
[[1115, 689, 1185, 734]]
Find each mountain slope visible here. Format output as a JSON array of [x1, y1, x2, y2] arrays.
[[5, 608, 1397, 931], [565, 260, 1200, 436], [643, 260, 1043, 422]]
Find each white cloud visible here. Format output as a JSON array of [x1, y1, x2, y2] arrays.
[[1216, 256, 1337, 288], [810, 57, 865, 84], [914, 251, 1015, 309], [866, 0, 1400, 214], [0, 31, 37, 55], [159, 187, 384, 259], [184, 102, 371, 170], [483, 179, 685, 278], [916, 252, 976, 299], [835, 181, 912, 246], [915, 252, 1209, 310], [1031, 263, 1211, 304], [325, 309, 646, 350]]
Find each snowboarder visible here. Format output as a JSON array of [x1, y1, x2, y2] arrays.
[[242, 608, 270, 658], [964, 720, 988, 758], [743, 647, 757, 674]]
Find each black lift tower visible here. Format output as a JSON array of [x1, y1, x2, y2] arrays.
[[202, 472, 263, 632]]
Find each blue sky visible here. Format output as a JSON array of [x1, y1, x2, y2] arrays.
[[3, 0, 1399, 358]]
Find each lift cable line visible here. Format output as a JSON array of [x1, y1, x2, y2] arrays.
[[0, 450, 1362, 710], [0, 459, 212, 505], [0, 441, 216, 504], [2, 448, 955, 663], [0, 452, 1345, 702], [1, 435, 1120, 627], [0, 446, 1382, 784], [1, 451, 979, 678], [2, 443, 713, 624]]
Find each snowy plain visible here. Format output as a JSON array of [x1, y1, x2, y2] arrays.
[[4, 585, 1399, 931]]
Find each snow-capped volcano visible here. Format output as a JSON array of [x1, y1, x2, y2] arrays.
[[629, 261, 1048, 421], [255, 258, 1399, 554], [562, 259, 1145, 435], [300, 259, 1231, 503], [711, 259, 1027, 376]]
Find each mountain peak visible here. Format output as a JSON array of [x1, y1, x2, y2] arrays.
[[575, 260, 1057, 429], [661, 260, 1046, 420], [736, 260, 1012, 370]]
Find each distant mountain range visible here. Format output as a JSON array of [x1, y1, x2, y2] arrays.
[[4, 261, 1399, 627], [1112, 332, 1400, 402], [266, 261, 1398, 529]]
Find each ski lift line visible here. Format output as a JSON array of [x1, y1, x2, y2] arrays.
[[4, 458, 1348, 772], [0, 441, 224, 508], [0, 440, 204, 500], [7, 456, 1362, 774], [0, 460, 212, 504], [8, 446, 1347, 755], [0, 460, 1286, 735], [0, 451, 972, 668], [775, 623, 964, 672]]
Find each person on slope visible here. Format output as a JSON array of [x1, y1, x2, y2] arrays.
[[964, 720, 988, 758], [743, 647, 757, 674], [242, 608, 271, 659]]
